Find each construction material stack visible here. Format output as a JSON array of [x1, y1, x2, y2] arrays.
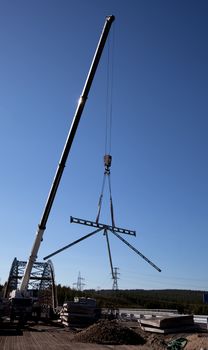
[[140, 314, 195, 334], [59, 297, 101, 328]]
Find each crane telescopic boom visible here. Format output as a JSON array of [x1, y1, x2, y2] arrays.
[[19, 15, 115, 294]]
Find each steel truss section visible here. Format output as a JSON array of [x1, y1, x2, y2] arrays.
[[4, 258, 57, 310], [70, 216, 136, 236]]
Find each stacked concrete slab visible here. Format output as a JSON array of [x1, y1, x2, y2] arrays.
[[140, 315, 195, 334], [59, 297, 101, 328]]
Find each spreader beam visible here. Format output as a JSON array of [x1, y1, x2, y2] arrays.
[[70, 216, 136, 236]]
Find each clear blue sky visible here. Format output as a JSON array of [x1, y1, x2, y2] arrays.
[[0, 0, 207, 291]]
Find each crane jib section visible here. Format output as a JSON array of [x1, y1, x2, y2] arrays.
[[19, 15, 115, 294]]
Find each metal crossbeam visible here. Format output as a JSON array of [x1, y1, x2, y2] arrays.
[[110, 229, 161, 272], [70, 216, 136, 236], [43, 227, 103, 260]]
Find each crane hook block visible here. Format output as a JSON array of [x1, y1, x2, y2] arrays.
[[104, 154, 112, 171]]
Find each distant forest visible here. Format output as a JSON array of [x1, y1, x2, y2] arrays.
[[1, 284, 208, 315], [56, 285, 208, 315]]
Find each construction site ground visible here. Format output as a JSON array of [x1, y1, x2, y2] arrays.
[[0, 321, 208, 350]]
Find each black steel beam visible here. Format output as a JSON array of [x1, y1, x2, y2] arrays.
[[70, 216, 136, 236], [43, 227, 103, 260], [110, 229, 161, 272], [104, 229, 114, 279]]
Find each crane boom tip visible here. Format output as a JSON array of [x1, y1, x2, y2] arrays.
[[106, 15, 115, 23]]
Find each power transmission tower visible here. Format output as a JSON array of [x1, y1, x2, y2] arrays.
[[73, 271, 85, 291], [112, 267, 120, 291]]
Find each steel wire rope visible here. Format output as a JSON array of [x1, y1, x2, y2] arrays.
[[104, 24, 115, 155], [95, 25, 115, 224], [95, 27, 116, 282]]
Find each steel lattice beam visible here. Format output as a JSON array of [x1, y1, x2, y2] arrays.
[[70, 216, 136, 236]]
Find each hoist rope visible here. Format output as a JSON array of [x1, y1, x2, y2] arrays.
[[96, 25, 115, 227], [104, 25, 115, 155], [108, 25, 115, 154], [104, 39, 110, 155]]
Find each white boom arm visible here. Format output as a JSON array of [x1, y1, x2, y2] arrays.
[[19, 15, 115, 294]]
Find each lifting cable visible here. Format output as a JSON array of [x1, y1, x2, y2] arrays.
[[95, 26, 115, 228], [104, 24, 114, 156]]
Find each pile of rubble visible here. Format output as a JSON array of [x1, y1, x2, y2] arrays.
[[72, 319, 146, 345]]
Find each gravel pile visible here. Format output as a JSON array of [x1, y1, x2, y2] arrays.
[[72, 319, 146, 345]]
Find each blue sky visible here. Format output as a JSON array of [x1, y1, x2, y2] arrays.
[[0, 0, 208, 291]]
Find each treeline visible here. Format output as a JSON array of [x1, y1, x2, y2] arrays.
[[56, 285, 208, 315], [1, 284, 208, 315]]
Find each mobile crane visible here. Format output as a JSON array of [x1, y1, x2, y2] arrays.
[[1, 15, 115, 324]]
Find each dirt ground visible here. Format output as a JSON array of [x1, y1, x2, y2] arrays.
[[142, 332, 208, 350], [71, 319, 208, 349], [0, 322, 208, 349]]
